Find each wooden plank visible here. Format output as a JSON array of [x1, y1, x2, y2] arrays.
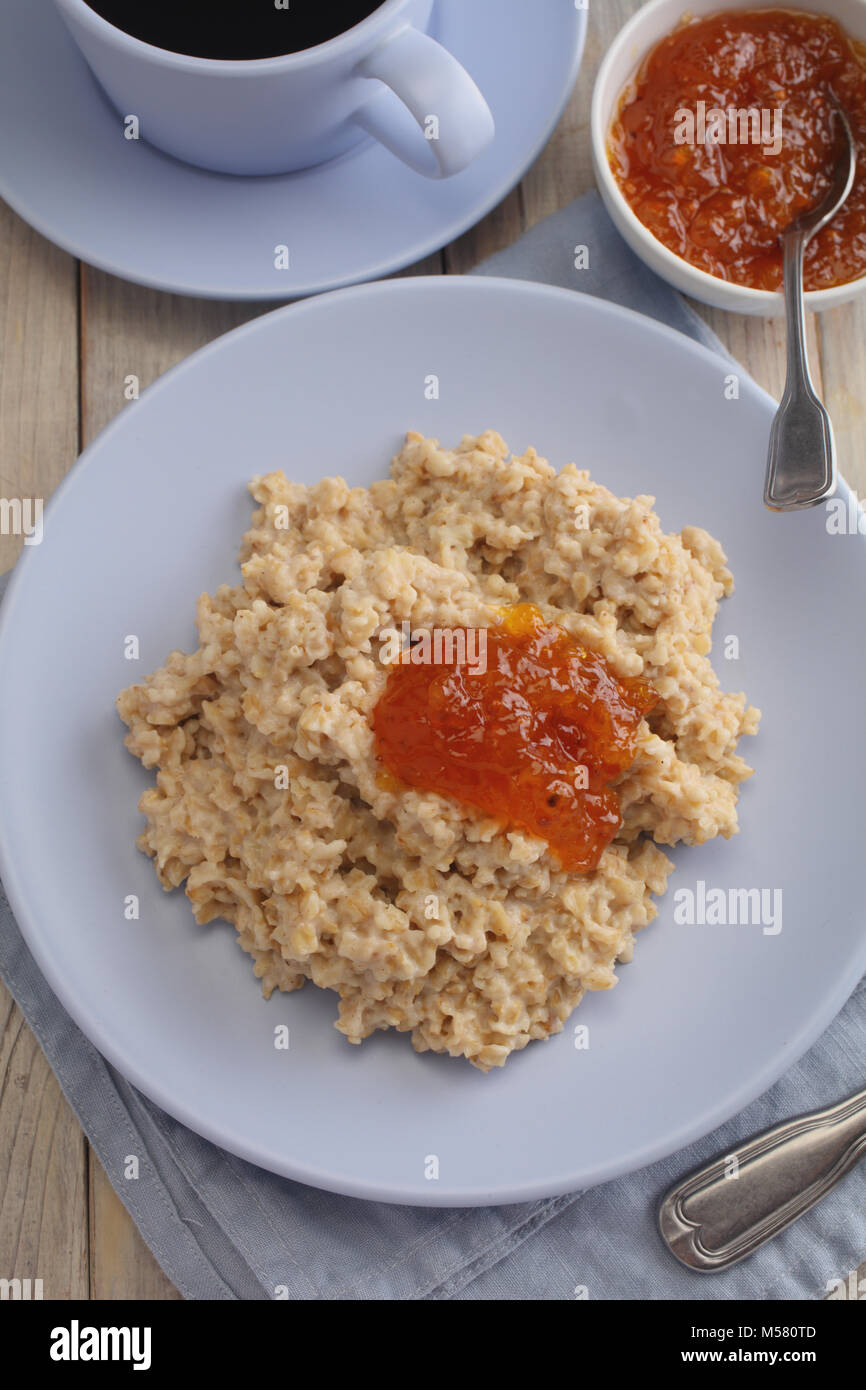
[[79, 274, 266, 443], [443, 189, 524, 274], [520, 3, 620, 221], [695, 303, 824, 404], [0, 985, 89, 1299], [89, 1158, 182, 1301], [0, 203, 85, 1298], [81, 255, 445, 445], [392, 251, 445, 278], [0, 204, 79, 575], [815, 299, 866, 497]]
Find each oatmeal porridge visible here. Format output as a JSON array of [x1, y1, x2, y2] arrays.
[[117, 431, 759, 1070]]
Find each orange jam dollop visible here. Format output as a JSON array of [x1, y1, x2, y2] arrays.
[[371, 604, 657, 872], [608, 9, 866, 292]]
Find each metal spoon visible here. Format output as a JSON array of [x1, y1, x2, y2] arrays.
[[658, 1084, 866, 1272], [764, 89, 857, 511]]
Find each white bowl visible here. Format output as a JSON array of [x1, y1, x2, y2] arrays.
[[591, 0, 866, 315]]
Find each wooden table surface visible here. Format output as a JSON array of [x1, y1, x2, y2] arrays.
[[1, 1, 864, 1301]]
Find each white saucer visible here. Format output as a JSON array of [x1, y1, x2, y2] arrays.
[[0, 0, 586, 299]]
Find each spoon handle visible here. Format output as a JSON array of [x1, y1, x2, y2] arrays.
[[658, 1087, 866, 1272], [764, 230, 836, 511]]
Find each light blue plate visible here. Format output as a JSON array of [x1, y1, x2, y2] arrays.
[[1, 277, 865, 1205], [0, 0, 586, 298]]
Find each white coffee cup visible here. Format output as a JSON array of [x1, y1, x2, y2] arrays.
[[53, 0, 495, 178]]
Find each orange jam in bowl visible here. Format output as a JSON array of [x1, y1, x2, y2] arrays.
[[608, 8, 866, 292], [371, 604, 657, 873]]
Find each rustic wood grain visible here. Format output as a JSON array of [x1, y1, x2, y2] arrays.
[[79, 275, 267, 443], [0, 205, 79, 575], [0, 983, 89, 1299], [88, 1158, 183, 1301], [0, 208, 87, 1300], [814, 299, 866, 496], [696, 302, 826, 402], [1, 0, 864, 1302]]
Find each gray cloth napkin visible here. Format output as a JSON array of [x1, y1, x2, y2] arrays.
[[1, 191, 863, 1302]]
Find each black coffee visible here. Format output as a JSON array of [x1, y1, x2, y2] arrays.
[[84, 1, 386, 61]]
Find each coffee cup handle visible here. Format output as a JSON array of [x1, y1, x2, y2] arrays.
[[354, 25, 494, 178]]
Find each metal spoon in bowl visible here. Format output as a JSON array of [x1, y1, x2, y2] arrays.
[[764, 89, 857, 512]]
